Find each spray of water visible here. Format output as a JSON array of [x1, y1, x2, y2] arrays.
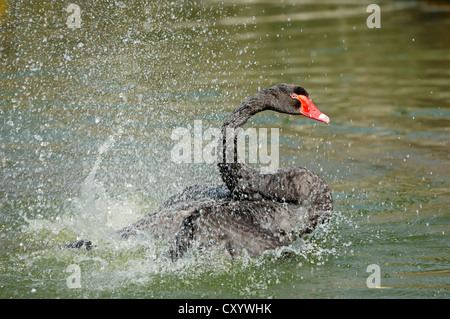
[[13, 113, 358, 297]]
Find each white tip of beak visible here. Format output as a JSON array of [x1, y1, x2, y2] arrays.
[[318, 113, 330, 124]]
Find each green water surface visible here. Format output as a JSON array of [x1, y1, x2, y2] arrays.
[[0, 0, 449, 299]]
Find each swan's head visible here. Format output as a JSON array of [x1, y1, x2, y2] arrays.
[[263, 84, 330, 124]]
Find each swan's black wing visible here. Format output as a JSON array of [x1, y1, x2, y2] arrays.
[[160, 184, 231, 209], [118, 198, 330, 259], [169, 202, 288, 259], [227, 166, 333, 212]]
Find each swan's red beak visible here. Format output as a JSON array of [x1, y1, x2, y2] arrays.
[[292, 94, 330, 124]]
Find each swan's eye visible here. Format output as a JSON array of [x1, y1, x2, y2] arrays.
[[291, 93, 302, 107]]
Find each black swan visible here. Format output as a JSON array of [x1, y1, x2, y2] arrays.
[[69, 84, 333, 259]]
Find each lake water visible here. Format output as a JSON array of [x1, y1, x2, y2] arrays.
[[1, 0, 449, 299]]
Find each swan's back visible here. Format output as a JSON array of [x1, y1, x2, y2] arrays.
[[118, 196, 330, 259]]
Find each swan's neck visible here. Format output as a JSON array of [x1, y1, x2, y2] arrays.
[[217, 95, 333, 212], [217, 99, 264, 195], [219, 103, 261, 162]]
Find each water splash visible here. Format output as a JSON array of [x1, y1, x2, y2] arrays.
[[64, 127, 148, 242], [18, 120, 355, 298]]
